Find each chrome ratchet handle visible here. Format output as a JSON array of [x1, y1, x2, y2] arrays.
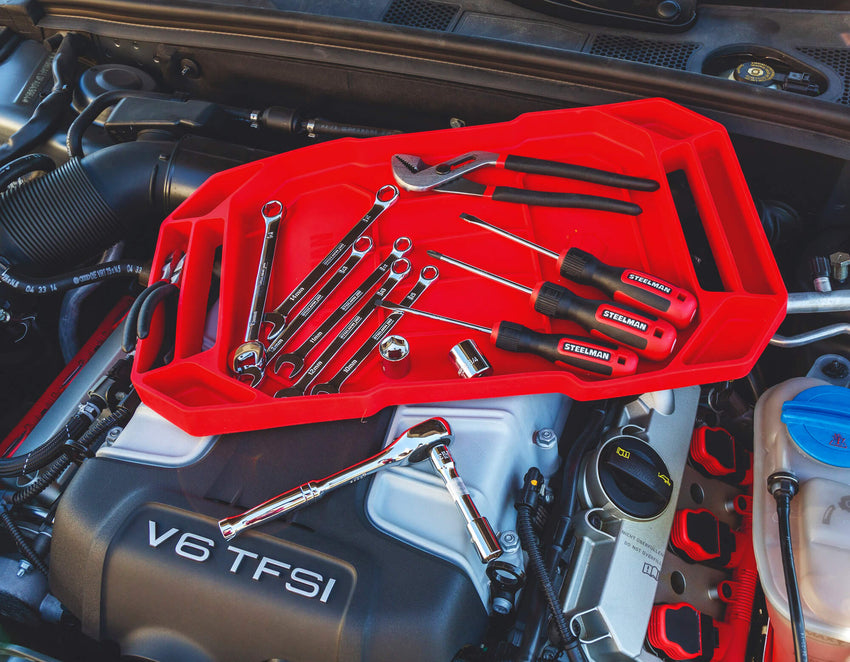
[[219, 417, 452, 540]]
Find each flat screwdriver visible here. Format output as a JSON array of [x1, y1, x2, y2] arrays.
[[459, 213, 697, 329], [427, 249, 676, 361], [376, 299, 638, 377]]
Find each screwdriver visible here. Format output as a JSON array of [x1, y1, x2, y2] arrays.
[[375, 299, 638, 377], [459, 213, 697, 329], [427, 249, 676, 361]]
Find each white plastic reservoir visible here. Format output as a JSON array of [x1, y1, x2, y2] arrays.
[[753, 377, 850, 662]]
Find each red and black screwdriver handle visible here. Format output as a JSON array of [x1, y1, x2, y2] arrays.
[[492, 322, 638, 377], [531, 282, 677, 361], [559, 248, 697, 329]]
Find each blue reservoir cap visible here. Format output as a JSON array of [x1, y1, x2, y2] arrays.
[[781, 385, 850, 468]]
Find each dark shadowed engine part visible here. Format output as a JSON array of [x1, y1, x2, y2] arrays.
[[0, 136, 267, 274]]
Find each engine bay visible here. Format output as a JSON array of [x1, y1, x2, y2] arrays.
[[1, 4, 850, 661]]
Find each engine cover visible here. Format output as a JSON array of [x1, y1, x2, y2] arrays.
[[49, 409, 487, 662]]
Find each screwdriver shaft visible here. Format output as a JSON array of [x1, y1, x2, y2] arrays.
[[459, 213, 559, 260], [376, 299, 492, 334], [426, 250, 532, 295]]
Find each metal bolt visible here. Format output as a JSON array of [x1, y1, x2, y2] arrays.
[[492, 597, 513, 615], [179, 58, 200, 79], [656, 0, 681, 18], [449, 117, 466, 128], [0, 309, 10, 323], [104, 426, 124, 445], [830, 252, 850, 283], [499, 530, 520, 554], [533, 428, 558, 449], [16, 559, 32, 577]]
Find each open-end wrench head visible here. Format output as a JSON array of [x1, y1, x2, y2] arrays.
[[236, 364, 265, 388], [309, 381, 339, 396], [273, 353, 304, 379], [231, 341, 267, 387], [262, 311, 288, 341]]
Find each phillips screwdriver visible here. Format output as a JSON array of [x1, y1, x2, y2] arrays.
[[459, 213, 697, 329], [426, 249, 676, 361], [375, 299, 638, 377]]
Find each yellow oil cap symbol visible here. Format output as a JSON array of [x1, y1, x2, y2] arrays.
[[616, 447, 631, 459]]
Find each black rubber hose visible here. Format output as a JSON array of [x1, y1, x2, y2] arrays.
[[769, 473, 808, 662], [297, 117, 401, 138], [0, 153, 55, 191], [0, 260, 147, 294], [0, 413, 90, 477], [66, 89, 175, 158], [0, 34, 85, 167], [0, 509, 48, 576]]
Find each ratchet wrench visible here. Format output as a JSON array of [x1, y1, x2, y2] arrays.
[[263, 185, 399, 340], [264, 235, 374, 367], [309, 265, 439, 396], [273, 258, 414, 398], [274, 237, 414, 377], [230, 200, 285, 386]]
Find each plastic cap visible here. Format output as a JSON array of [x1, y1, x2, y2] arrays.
[[781, 385, 850, 468]]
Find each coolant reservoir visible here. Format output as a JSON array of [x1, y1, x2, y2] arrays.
[[753, 377, 850, 662]]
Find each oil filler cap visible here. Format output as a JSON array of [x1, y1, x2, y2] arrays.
[[598, 437, 673, 519], [781, 385, 850, 468]]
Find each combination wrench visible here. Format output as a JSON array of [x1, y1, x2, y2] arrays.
[[263, 235, 374, 370], [263, 185, 399, 341], [273, 258, 414, 398], [309, 265, 439, 396], [274, 236, 414, 378], [230, 200, 285, 386]]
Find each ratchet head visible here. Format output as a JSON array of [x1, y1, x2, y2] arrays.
[[386, 416, 453, 465]]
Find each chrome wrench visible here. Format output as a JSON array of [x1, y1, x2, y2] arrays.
[[274, 236, 414, 378], [273, 258, 414, 398], [263, 185, 399, 341], [264, 235, 374, 368], [309, 265, 439, 396], [230, 200, 285, 386]]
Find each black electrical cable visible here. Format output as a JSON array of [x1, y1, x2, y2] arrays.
[[515, 469, 586, 662], [768, 472, 808, 662], [0, 34, 85, 167], [0, 413, 91, 477], [0, 153, 55, 191], [0, 508, 49, 576], [0, 260, 148, 294], [66, 89, 175, 158], [11, 391, 138, 506]]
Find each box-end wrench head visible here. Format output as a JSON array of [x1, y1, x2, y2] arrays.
[[218, 417, 452, 540]]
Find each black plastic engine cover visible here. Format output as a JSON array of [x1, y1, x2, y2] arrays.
[[50, 410, 487, 662]]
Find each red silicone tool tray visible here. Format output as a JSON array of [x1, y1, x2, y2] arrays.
[[131, 98, 786, 435]]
